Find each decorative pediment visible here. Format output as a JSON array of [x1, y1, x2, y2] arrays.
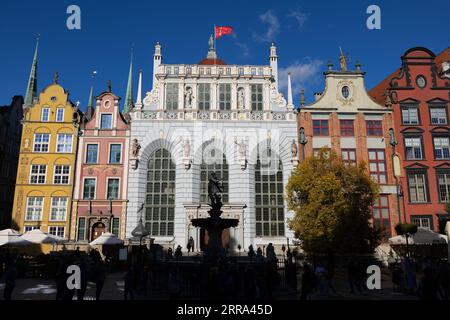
[[399, 98, 420, 104], [401, 127, 424, 134], [405, 162, 429, 170], [431, 127, 450, 134], [427, 97, 449, 104], [434, 162, 450, 170]]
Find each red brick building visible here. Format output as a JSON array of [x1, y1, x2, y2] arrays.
[[298, 58, 399, 238], [370, 47, 450, 233]]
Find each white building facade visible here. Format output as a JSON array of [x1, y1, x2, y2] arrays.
[[127, 40, 298, 251]]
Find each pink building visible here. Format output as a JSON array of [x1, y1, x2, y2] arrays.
[[71, 85, 131, 241]]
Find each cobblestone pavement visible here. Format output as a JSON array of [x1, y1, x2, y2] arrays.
[[0, 268, 417, 300]]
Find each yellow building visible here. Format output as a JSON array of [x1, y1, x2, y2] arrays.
[[12, 44, 81, 239]]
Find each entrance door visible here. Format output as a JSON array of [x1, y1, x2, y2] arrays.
[[91, 222, 106, 241]]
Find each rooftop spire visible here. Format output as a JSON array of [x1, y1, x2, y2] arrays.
[[339, 46, 348, 71], [287, 73, 294, 110], [124, 50, 134, 113], [24, 35, 39, 107], [135, 69, 143, 110], [85, 85, 95, 121]]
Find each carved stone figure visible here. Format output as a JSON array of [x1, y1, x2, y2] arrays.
[[237, 88, 245, 109], [208, 172, 223, 208], [131, 139, 141, 158], [291, 140, 298, 158], [183, 139, 190, 158], [234, 139, 246, 159], [184, 87, 193, 109]]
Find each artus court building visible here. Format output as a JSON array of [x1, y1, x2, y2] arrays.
[[126, 39, 298, 251]]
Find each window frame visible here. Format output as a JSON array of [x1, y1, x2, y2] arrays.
[[48, 226, 65, 238], [313, 120, 329, 136], [165, 83, 179, 110], [108, 143, 122, 164], [251, 84, 263, 111], [56, 108, 65, 122], [341, 148, 357, 166], [404, 136, 424, 160], [41, 107, 50, 122], [401, 104, 420, 125], [406, 170, 429, 204], [197, 83, 211, 111], [100, 113, 113, 130], [83, 177, 97, 200], [53, 165, 70, 185], [56, 133, 73, 153], [33, 133, 50, 153], [436, 170, 450, 203], [429, 105, 448, 125], [106, 177, 120, 200], [366, 120, 383, 136], [339, 119, 355, 136], [372, 195, 391, 238], [30, 164, 47, 184], [50, 197, 68, 221], [368, 149, 387, 184], [433, 136, 450, 160], [25, 197, 44, 221], [85, 143, 99, 164]]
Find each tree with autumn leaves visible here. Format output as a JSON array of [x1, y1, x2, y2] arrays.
[[286, 148, 381, 255]]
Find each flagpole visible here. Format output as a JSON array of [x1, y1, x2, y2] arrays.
[[214, 24, 217, 66]]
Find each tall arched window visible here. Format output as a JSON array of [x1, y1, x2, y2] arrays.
[[145, 149, 175, 236], [200, 147, 228, 203], [255, 153, 284, 237]]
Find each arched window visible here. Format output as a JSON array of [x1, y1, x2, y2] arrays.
[[200, 146, 228, 203], [255, 153, 284, 237], [145, 149, 175, 236]]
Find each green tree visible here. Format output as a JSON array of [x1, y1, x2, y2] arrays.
[[286, 148, 381, 255]]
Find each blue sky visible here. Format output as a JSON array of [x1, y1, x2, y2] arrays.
[[0, 0, 448, 110]]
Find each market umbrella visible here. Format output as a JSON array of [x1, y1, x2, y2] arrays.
[[20, 229, 66, 244], [389, 228, 448, 245], [0, 229, 31, 246], [89, 232, 124, 246]]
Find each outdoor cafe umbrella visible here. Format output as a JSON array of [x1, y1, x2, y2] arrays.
[[389, 228, 448, 245], [89, 232, 124, 246], [0, 229, 30, 247], [20, 229, 66, 244]]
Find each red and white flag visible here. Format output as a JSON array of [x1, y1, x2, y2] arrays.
[[215, 26, 233, 39]]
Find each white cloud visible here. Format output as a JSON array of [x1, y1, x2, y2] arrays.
[[235, 42, 250, 57], [288, 9, 309, 29], [278, 58, 324, 94], [253, 10, 280, 42]]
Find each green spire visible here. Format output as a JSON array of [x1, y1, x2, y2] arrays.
[[87, 85, 94, 108], [25, 36, 39, 106], [123, 53, 133, 113], [85, 85, 94, 121]]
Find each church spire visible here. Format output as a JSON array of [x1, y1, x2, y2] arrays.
[[25, 36, 39, 107], [124, 51, 134, 113], [85, 85, 94, 121]]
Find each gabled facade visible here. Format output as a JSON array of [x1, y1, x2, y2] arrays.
[[369, 47, 450, 233], [0, 96, 24, 229], [298, 58, 400, 238], [71, 86, 131, 241], [11, 81, 81, 238]]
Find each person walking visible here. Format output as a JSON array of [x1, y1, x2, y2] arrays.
[[3, 259, 17, 301], [187, 236, 195, 253]]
